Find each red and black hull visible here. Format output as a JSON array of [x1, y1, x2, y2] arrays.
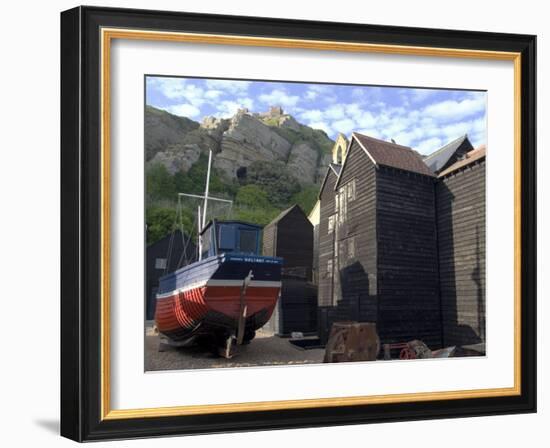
[[155, 253, 282, 342]]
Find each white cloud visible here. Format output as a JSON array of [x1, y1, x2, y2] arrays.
[[352, 86, 383, 103], [308, 121, 332, 135], [162, 103, 201, 118], [148, 78, 187, 99], [259, 89, 300, 107], [356, 128, 382, 139], [392, 128, 426, 147], [299, 109, 324, 122], [324, 105, 347, 120], [204, 90, 224, 99], [149, 78, 487, 153], [416, 137, 444, 155], [305, 90, 318, 100], [410, 88, 437, 103], [205, 79, 251, 94], [331, 118, 356, 135], [148, 78, 210, 108], [215, 98, 255, 117], [422, 95, 486, 121]]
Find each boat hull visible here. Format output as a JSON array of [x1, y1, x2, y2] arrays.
[[155, 253, 282, 342]]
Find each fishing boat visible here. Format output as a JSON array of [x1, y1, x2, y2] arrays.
[[154, 151, 283, 355]]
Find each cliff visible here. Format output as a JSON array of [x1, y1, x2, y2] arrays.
[[146, 105, 334, 186]]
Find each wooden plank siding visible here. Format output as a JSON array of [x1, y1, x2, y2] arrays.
[[317, 167, 340, 342], [316, 135, 485, 351], [436, 159, 486, 347], [262, 223, 276, 257], [376, 167, 441, 348], [317, 140, 378, 343], [274, 207, 314, 279], [262, 205, 316, 335], [318, 169, 339, 309], [335, 141, 378, 322]]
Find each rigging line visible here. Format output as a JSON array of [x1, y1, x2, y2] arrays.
[[164, 228, 175, 276], [177, 198, 188, 267], [165, 196, 182, 275], [178, 210, 198, 269], [178, 195, 191, 267]]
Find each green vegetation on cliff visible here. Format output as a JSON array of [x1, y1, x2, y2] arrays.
[[146, 157, 319, 245], [145, 106, 331, 245]]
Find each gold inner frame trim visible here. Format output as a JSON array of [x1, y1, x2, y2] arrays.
[[100, 27, 522, 421]]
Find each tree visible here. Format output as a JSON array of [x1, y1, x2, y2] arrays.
[[146, 207, 176, 244], [244, 161, 301, 207], [235, 184, 270, 209], [232, 206, 279, 227], [146, 163, 176, 201], [291, 185, 318, 216]]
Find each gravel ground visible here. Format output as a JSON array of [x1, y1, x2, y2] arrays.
[[145, 330, 325, 371]]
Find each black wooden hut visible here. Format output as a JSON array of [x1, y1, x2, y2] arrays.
[[318, 133, 442, 348], [262, 205, 317, 335], [145, 230, 196, 320], [263, 205, 314, 280], [436, 146, 486, 347]]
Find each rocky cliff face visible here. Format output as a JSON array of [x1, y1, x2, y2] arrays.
[[146, 105, 334, 185]]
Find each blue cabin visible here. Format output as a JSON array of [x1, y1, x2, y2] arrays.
[[200, 220, 262, 259]]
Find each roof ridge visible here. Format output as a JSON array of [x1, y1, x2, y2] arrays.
[[437, 146, 486, 177], [350, 132, 434, 178], [424, 134, 467, 160], [352, 131, 413, 151]]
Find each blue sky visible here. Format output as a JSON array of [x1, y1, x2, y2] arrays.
[[146, 76, 486, 155]]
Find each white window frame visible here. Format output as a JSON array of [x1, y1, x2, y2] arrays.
[[327, 259, 333, 275], [348, 236, 356, 260], [328, 215, 335, 234], [155, 258, 167, 270]]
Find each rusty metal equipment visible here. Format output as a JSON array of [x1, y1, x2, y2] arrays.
[[383, 340, 433, 360], [323, 321, 380, 363]]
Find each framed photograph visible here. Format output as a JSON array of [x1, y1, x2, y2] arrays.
[[60, 6, 536, 441]]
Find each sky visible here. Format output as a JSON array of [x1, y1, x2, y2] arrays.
[[146, 76, 486, 156]]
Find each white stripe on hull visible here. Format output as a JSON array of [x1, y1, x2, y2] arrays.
[[156, 279, 282, 300]]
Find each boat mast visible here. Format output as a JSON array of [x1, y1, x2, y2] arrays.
[[177, 151, 233, 262], [199, 150, 213, 261], [202, 150, 213, 229], [198, 204, 202, 260]]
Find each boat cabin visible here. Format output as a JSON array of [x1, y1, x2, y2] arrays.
[[200, 220, 262, 259]]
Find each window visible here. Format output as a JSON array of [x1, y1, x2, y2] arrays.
[[335, 180, 356, 226], [218, 225, 236, 251], [348, 236, 356, 260], [201, 228, 211, 259], [155, 258, 167, 270], [328, 215, 335, 234], [347, 179, 356, 201], [239, 229, 258, 254], [327, 259, 333, 275], [338, 187, 347, 224]]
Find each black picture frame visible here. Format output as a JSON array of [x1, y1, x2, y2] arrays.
[[61, 5, 536, 441]]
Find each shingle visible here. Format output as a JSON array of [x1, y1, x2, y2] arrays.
[[353, 132, 434, 177], [424, 134, 472, 173], [437, 146, 486, 177], [330, 163, 342, 176], [268, 204, 300, 226]]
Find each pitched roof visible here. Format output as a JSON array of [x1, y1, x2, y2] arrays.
[[265, 204, 307, 227], [330, 163, 342, 176], [318, 163, 341, 199], [424, 134, 472, 173], [353, 133, 434, 177], [438, 145, 486, 177]]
